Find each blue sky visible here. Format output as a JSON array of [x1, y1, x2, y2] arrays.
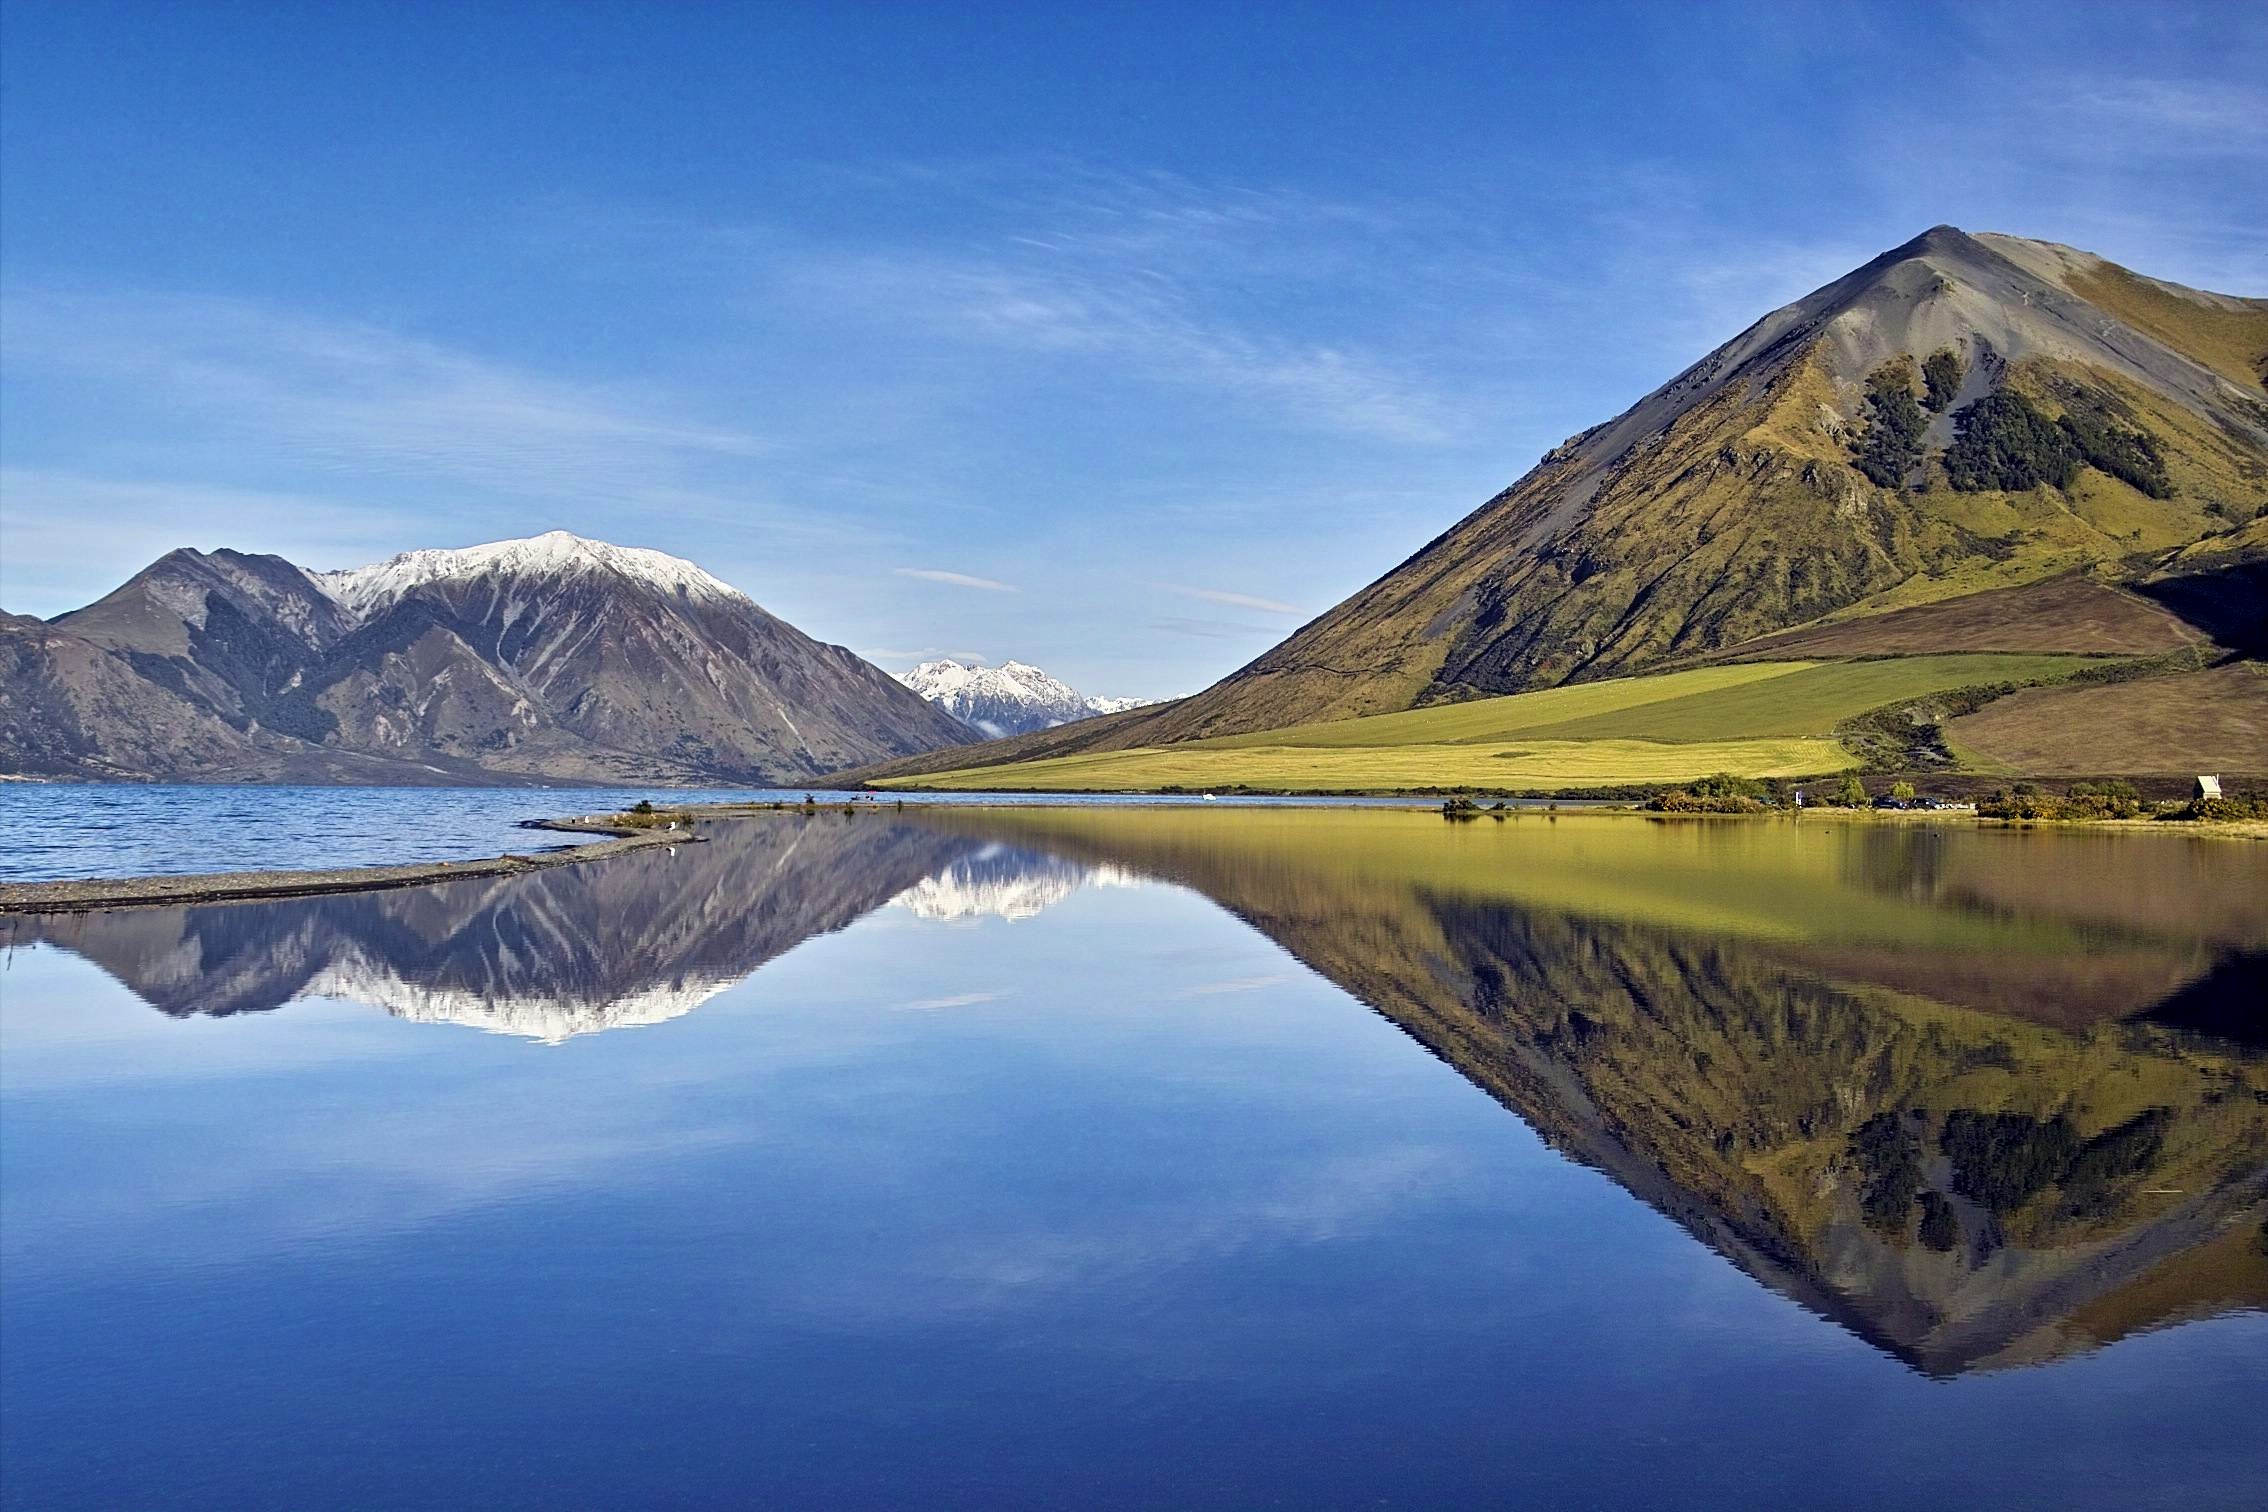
[[3, 1, 2261, 698]]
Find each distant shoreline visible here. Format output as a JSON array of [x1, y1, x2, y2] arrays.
[[6, 795, 2257, 916]]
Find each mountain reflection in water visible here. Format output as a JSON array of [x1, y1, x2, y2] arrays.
[[12, 807, 2264, 1378]]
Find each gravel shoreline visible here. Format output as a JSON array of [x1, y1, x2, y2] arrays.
[[0, 818, 699, 915]]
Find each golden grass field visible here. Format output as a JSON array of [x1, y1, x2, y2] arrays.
[[888, 735, 1856, 793], [885, 653, 2103, 793]]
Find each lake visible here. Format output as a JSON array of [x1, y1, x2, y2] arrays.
[[0, 783, 1437, 880], [3, 805, 2264, 1508]]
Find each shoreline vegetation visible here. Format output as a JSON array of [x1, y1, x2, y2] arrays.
[[7, 786, 2262, 917]]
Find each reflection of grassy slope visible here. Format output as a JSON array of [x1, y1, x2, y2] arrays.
[[914, 805, 2268, 1374], [921, 808, 2266, 970], [884, 654, 2099, 793]]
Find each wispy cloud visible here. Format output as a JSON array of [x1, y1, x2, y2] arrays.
[[893, 568, 1018, 592], [1149, 615, 1282, 641], [1179, 973, 1297, 997], [1158, 582, 1299, 615], [862, 646, 989, 666], [774, 165, 1469, 445], [894, 991, 1009, 1012], [0, 287, 766, 505], [2055, 77, 2268, 155]]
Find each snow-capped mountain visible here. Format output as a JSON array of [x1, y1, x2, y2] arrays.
[[4, 531, 975, 783], [898, 658, 1156, 738], [315, 530, 741, 616]]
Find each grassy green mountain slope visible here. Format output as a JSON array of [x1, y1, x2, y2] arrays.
[[1138, 227, 2267, 740], [850, 228, 2265, 790]]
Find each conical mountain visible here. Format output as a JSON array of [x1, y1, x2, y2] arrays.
[[862, 227, 2266, 775], [1150, 227, 2267, 738]]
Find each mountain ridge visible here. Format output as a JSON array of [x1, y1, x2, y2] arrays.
[[898, 657, 1156, 737], [1, 532, 976, 784]]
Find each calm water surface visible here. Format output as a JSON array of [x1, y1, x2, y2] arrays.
[[0, 783, 1432, 879], [3, 807, 2263, 1508]]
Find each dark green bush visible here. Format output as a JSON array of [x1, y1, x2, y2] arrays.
[[1854, 363, 1928, 487], [1945, 388, 2172, 498], [1921, 349, 1965, 411], [2059, 406, 2173, 497], [1944, 392, 2081, 492]]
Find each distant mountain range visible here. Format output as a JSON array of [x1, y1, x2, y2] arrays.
[[0, 531, 976, 784], [846, 226, 2268, 781], [897, 657, 1154, 737]]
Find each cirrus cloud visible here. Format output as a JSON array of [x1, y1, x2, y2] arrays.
[[893, 568, 1018, 592]]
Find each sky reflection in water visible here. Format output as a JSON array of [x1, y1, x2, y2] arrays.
[[3, 809, 2264, 1509]]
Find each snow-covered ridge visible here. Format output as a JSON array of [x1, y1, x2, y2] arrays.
[[316, 530, 746, 615], [899, 657, 1157, 738]]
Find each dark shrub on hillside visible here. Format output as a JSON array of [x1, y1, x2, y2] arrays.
[[1854, 362, 1928, 487], [1921, 348, 1965, 411], [1917, 1191, 1959, 1252], [1941, 1106, 2172, 1215], [2059, 406, 2173, 498], [1945, 392, 2081, 492], [1941, 1110, 2081, 1212], [1945, 388, 2173, 498], [1849, 1112, 1924, 1233], [2059, 1108, 2170, 1217]]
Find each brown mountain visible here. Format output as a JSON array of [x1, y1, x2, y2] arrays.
[[0, 532, 974, 784]]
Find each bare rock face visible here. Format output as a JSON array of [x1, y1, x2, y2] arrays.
[[0, 532, 976, 784]]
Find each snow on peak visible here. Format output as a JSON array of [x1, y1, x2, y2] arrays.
[[898, 657, 1157, 738], [316, 530, 746, 615]]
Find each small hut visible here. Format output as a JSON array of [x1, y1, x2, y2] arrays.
[[2193, 774, 2223, 801]]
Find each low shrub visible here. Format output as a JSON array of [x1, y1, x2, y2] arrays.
[[1979, 780, 2144, 821], [2160, 786, 2268, 823], [1646, 772, 1770, 813]]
